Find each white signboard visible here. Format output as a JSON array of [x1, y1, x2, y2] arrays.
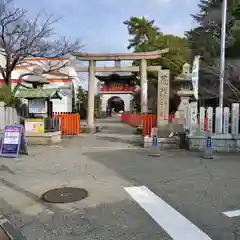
[[28, 99, 47, 114], [3, 131, 20, 144], [192, 55, 200, 100], [24, 119, 45, 133]]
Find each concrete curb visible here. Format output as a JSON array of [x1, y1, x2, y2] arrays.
[[0, 215, 26, 240]]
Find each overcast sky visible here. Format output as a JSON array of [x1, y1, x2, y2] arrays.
[[15, 0, 200, 87]]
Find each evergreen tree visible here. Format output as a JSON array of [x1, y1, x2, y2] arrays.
[[186, 0, 240, 62], [124, 17, 191, 113], [187, 0, 240, 102], [124, 17, 191, 78]]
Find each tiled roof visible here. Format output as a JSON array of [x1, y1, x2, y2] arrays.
[[15, 88, 63, 99]]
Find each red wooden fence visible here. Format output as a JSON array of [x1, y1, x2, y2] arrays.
[[53, 113, 80, 135], [121, 113, 143, 127], [121, 112, 215, 136], [121, 113, 175, 136]]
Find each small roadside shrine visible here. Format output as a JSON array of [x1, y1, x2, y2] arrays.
[[15, 73, 63, 144], [16, 88, 62, 133]]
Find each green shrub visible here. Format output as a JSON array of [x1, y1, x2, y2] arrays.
[[135, 126, 143, 135]]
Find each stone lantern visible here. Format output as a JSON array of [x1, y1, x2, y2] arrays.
[[172, 63, 193, 124]]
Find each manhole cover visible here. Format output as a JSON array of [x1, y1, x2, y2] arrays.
[[41, 187, 88, 203]]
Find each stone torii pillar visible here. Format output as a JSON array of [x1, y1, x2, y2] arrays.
[[140, 59, 148, 113], [87, 60, 96, 128]]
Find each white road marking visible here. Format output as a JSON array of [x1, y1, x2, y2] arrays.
[[222, 209, 240, 217], [124, 186, 212, 240]]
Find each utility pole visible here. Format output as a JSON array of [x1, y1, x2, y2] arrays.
[[218, 0, 227, 134], [219, 0, 227, 109]]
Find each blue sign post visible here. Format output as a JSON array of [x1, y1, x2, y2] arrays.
[[206, 136, 212, 149], [0, 125, 28, 158], [202, 134, 214, 159], [148, 133, 161, 157], [152, 135, 158, 147]]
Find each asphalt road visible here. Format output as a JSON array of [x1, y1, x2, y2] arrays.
[[0, 117, 240, 239]]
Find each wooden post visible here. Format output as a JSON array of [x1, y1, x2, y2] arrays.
[[215, 107, 222, 134], [189, 102, 198, 135], [207, 107, 213, 134], [199, 107, 205, 133], [223, 107, 230, 134], [231, 103, 239, 135]]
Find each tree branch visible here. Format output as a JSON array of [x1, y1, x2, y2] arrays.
[[0, 0, 82, 87]]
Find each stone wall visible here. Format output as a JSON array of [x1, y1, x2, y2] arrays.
[[185, 102, 240, 152], [0, 102, 20, 132], [188, 134, 240, 152]]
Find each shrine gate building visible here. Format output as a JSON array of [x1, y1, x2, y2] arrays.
[[96, 72, 137, 116]]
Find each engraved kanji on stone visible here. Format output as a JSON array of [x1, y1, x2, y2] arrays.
[[159, 100, 168, 106], [160, 75, 169, 85], [159, 87, 168, 97], [159, 100, 168, 117]]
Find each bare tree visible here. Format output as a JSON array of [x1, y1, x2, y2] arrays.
[[200, 59, 240, 103], [0, 0, 81, 88]]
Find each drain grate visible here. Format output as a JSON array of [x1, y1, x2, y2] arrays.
[[41, 187, 88, 204]]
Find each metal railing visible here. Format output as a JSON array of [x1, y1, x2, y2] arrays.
[[44, 117, 60, 133]]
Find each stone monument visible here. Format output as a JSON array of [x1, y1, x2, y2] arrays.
[[157, 69, 170, 127], [172, 63, 193, 125]]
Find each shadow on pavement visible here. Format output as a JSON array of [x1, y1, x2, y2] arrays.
[[0, 165, 15, 175], [0, 178, 169, 239], [0, 178, 60, 214], [96, 135, 142, 147], [84, 148, 240, 240], [84, 149, 204, 187]]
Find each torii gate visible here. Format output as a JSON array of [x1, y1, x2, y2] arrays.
[[72, 49, 170, 132]]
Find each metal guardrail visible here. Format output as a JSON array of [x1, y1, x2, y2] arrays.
[[44, 117, 60, 133]]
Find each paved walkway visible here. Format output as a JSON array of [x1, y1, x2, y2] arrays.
[[0, 117, 240, 239]]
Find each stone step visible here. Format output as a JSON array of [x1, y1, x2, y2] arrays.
[[143, 136, 179, 149], [159, 137, 180, 149]]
